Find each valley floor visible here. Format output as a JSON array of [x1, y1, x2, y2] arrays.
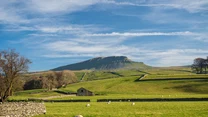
[[35, 102, 208, 117]]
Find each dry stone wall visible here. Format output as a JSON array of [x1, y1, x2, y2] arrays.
[[0, 102, 46, 117]]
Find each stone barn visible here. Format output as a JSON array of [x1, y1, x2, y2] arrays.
[[77, 87, 94, 96]]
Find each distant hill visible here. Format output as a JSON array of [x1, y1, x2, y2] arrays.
[[52, 56, 150, 71]]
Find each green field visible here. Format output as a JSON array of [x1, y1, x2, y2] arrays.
[[9, 68, 208, 116], [9, 89, 65, 100], [11, 68, 208, 100], [35, 102, 208, 117]]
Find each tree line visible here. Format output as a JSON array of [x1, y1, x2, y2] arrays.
[[192, 57, 208, 74], [0, 49, 77, 102], [23, 70, 77, 91]]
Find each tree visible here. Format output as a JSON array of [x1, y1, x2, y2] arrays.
[[192, 57, 208, 74], [42, 71, 57, 91], [0, 49, 31, 102], [24, 78, 43, 90], [0, 75, 6, 102], [55, 70, 77, 88]]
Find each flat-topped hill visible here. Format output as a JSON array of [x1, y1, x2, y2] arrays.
[[52, 56, 150, 71]]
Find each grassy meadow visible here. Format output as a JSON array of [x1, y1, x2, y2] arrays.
[[10, 67, 208, 100], [9, 67, 208, 116], [35, 102, 208, 117]]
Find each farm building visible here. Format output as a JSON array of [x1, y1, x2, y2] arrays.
[[77, 87, 94, 96]]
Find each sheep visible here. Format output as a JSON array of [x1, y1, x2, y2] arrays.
[[86, 104, 90, 107], [107, 101, 111, 104], [75, 115, 83, 117], [43, 110, 47, 114], [132, 102, 135, 106]]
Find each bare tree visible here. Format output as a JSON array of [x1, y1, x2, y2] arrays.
[[55, 70, 77, 88], [0, 49, 31, 102], [42, 71, 57, 91], [0, 75, 6, 102]]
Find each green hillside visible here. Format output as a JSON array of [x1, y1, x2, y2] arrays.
[[74, 69, 145, 81], [59, 74, 208, 96], [10, 67, 208, 101]]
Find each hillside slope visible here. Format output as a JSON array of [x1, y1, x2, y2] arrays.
[[52, 56, 150, 71], [59, 74, 208, 95]]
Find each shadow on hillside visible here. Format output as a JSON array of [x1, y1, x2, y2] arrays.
[[172, 83, 208, 94], [170, 69, 192, 73], [137, 70, 151, 75], [107, 71, 124, 77], [135, 78, 208, 82]]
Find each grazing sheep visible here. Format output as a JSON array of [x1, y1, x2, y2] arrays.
[[43, 110, 47, 114], [75, 115, 83, 117], [107, 101, 111, 104], [132, 102, 135, 106], [86, 104, 90, 107]]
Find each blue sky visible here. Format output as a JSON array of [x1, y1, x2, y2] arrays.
[[0, 0, 208, 71]]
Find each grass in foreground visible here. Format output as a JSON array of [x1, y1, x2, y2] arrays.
[[36, 102, 208, 117], [9, 89, 65, 100]]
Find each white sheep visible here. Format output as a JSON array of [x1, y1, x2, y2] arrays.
[[43, 110, 47, 114], [107, 101, 111, 104], [86, 104, 90, 107], [132, 102, 135, 106], [75, 115, 83, 117]]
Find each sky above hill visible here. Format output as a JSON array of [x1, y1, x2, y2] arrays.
[[0, 0, 208, 71]]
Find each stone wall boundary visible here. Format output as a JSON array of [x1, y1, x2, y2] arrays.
[[0, 102, 46, 117]]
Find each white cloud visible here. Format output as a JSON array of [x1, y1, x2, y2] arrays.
[[155, 0, 208, 13], [0, 2, 29, 24], [44, 40, 110, 53], [85, 31, 197, 37], [111, 0, 208, 13], [151, 49, 208, 66], [0, 0, 207, 24], [41, 39, 208, 66], [27, 0, 104, 13]]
